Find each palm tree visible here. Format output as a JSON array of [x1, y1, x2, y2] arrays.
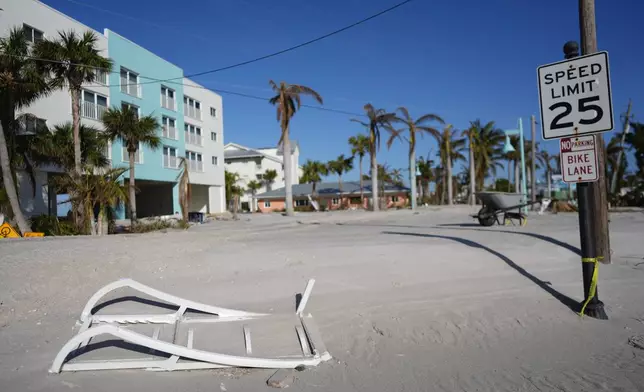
[[102, 106, 161, 225], [626, 122, 644, 176], [0, 28, 51, 234], [31, 123, 109, 171], [387, 107, 444, 210], [246, 180, 262, 212], [416, 156, 435, 203], [268, 80, 323, 216], [538, 151, 557, 198], [348, 133, 369, 203], [469, 120, 504, 193], [262, 169, 278, 192], [34, 31, 113, 178], [328, 154, 354, 195], [351, 104, 396, 211], [176, 157, 190, 222], [300, 160, 328, 200], [225, 170, 241, 212], [56, 167, 129, 235], [435, 125, 465, 205], [461, 124, 478, 205]]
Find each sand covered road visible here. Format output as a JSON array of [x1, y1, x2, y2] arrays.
[[1, 208, 643, 391]]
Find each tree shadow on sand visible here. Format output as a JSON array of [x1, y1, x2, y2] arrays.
[[382, 231, 581, 313]]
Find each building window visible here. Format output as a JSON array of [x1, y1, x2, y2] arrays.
[[185, 150, 204, 172], [80, 90, 108, 120], [295, 199, 309, 207], [210, 131, 217, 142], [210, 107, 217, 117], [160, 86, 175, 110], [256, 161, 262, 170], [120, 67, 140, 97], [121, 102, 139, 118], [212, 156, 218, 165], [23, 24, 43, 44], [264, 201, 271, 208], [22, 115, 46, 135], [332, 198, 340, 205], [163, 146, 177, 168], [94, 69, 108, 85], [350, 197, 362, 204], [162, 116, 176, 139], [122, 144, 142, 164], [392, 196, 399, 202], [184, 96, 201, 119], [184, 123, 202, 145]]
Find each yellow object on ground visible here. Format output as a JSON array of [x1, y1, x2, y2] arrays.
[[0, 222, 20, 238], [23, 232, 45, 237]]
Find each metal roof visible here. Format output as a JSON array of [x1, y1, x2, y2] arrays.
[[223, 149, 264, 159], [256, 181, 409, 199]]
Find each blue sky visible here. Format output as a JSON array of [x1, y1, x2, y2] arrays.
[[41, 0, 643, 184]]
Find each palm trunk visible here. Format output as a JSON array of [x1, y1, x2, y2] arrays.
[[233, 194, 239, 219], [469, 136, 476, 205], [417, 177, 423, 202], [0, 122, 31, 234], [370, 145, 379, 212], [441, 170, 446, 205], [447, 156, 453, 205], [96, 208, 104, 236], [70, 88, 86, 230], [358, 155, 364, 204], [409, 147, 416, 210], [507, 160, 512, 191], [338, 174, 343, 207], [282, 128, 294, 216], [128, 150, 137, 224]]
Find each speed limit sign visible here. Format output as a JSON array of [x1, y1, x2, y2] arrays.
[[537, 51, 614, 140]]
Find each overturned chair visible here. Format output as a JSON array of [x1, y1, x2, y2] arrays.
[[50, 278, 331, 373]]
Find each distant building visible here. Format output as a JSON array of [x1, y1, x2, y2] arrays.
[[224, 142, 302, 210], [255, 181, 410, 212]]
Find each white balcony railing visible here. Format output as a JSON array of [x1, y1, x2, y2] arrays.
[[163, 155, 177, 169], [82, 101, 107, 120], [120, 77, 139, 97], [94, 70, 108, 85], [161, 96, 175, 110], [185, 106, 201, 120], [162, 126, 176, 139], [187, 160, 203, 172], [184, 132, 202, 146]]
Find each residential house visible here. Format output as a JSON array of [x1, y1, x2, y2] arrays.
[[1, 0, 226, 217], [224, 142, 302, 210], [256, 181, 410, 212]]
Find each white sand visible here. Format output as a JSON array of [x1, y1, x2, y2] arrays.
[[1, 207, 643, 391]]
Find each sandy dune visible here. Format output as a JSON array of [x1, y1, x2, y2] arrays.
[[1, 208, 643, 391]]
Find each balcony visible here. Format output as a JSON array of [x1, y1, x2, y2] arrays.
[[188, 160, 203, 172], [162, 126, 176, 139], [163, 155, 177, 169], [184, 132, 202, 146], [120, 77, 139, 97], [161, 95, 175, 110], [94, 70, 108, 85], [82, 101, 107, 120], [185, 106, 201, 120]]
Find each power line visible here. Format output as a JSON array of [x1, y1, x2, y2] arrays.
[[85, 0, 414, 88]]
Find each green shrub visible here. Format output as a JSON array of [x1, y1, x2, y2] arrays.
[[294, 205, 315, 212], [30, 215, 80, 236], [130, 220, 175, 233]]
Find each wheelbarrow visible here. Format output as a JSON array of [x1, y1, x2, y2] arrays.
[[473, 192, 539, 227]]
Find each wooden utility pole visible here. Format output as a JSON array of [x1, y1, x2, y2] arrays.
[[610, 100, 632, 195], [531, 115, 537, 208], [579, 0, 611, 264]]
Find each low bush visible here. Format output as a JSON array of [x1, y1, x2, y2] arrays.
[[130, 219, 177, 233], [30, 215, 80, 236]]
